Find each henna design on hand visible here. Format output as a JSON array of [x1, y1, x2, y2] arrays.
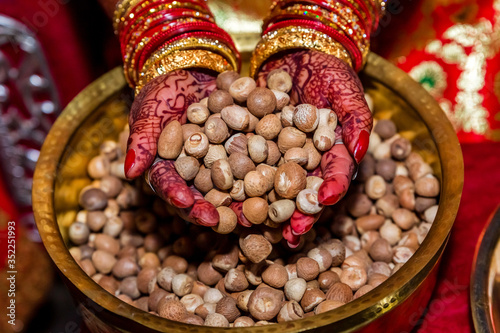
[[282, 222, 301, 248], [257, 50, 372, 162], [149, 159, 194, 208], [125, 69, 216, 179], [177, 186, 219, 227]]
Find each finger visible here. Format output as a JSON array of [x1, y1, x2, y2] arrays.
[[149, 159, 194, 208], [125, 70, 216, 179], [307, 166, 322, 178], [125, 75, 176, 179], [289, 209, 322, 235], [327, 67, 372, 164], [229, 202, 252, 227], [178, 187, 219, 227], [317, 142, 356, 206], [282, 222, 301, 248]]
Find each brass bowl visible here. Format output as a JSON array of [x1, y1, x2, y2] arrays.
[[33, 53, 463, 333]]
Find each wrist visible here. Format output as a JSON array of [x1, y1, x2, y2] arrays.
[[250, 0, 386, 76], [113, 0, 240, 92]]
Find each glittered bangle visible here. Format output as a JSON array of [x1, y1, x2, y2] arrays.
[[124, 18, 205, 85], [125, 0, 210, 28], [117, 0, 210, 33], [136, 49, 234, 93], [270, 0, 368, 32], [135, 21, 236, 79], [250, 25, 353, 77], [120, 9, 214, 53], [261, 19, 361, 68], [264, 4, 366, 52], [139, 33, 239, 77]]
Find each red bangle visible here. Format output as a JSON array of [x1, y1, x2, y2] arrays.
[[135, 21, 237, 73], [270, 0, 368, 34], [127, 18, 197, 54], [349, 0, 373, 32], [362, 0, 379, 29], [263, 4, 365, 50], [318, 0, 368, 33], [120, 9, 214, 53], [128, 0, 211, 25], [118, 0, 211, 33], [263, 19, 362, 70]]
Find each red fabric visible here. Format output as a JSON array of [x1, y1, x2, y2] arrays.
[[416, 142, 500, 332], [0, 1, 498, 331], [0, 170, 19, 271], [373, 0, 500, 143]]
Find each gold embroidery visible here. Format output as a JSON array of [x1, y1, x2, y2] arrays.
[[418, 1, 500, 138], [408, 60, 447, 99]]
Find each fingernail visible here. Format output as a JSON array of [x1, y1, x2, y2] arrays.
[[318, 181, 342, 205], [353, 130, 370, 164], [124, 149, 136, 177]]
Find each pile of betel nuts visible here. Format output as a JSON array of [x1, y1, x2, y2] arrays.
[[156, 69, 338, 232], [67, 72, 440, 327]]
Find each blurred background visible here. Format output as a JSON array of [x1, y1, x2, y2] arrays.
[[1, 0, 500, 332]]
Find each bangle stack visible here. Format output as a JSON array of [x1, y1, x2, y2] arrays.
[[250, 0, 386, 76], [114, 0, 240, 91]]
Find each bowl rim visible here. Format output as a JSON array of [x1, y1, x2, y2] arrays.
[[33, 53, 464, 332]]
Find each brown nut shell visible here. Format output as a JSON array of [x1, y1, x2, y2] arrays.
[[256, 114, 282, 140], [229, 77, 256, 103], [221, 105, 250, 131], [266, 69, 292, 93], [228, 153, 256, 180], [205, 117, 229, 144], [225, 133, 248, 156], [240, 234, 272, 263], [248, 287, 284, 321], [247, 87, 277, 118], [244, 171, 268, 197], [184, 132, 209, 158], [296, 257, 320, 281], [274, 162, 307, 199], [158, 120, 183, 159], [216, 71, 240, 91], [174, 156, 200, 181], [293, 104, 319, 132], [212, 207, 237, 234], [242, 198, 269, 224], [186, 103, 210, 124], [207, 90, 233, 113], [211, 159, 234, 190], [266, 140, 281, 166], [277, 127, 307, 153]]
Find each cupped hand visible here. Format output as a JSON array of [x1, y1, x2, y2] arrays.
[[257, 50, 373, 247], [124, 69, 220, 226]]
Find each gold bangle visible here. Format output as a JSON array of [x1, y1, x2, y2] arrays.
[[267, 4, 368, 55], [250, 26, 352, 77], [142, 36, 238, 75], [133, 36, 237, 88], [124, 17, 206, 85], [136, 49, 234, 93]]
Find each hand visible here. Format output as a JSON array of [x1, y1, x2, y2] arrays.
[[124, 69, 220, 226], [257, 50, 373, 247]]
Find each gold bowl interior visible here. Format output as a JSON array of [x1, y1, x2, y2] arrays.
[[33, 53, 463, 332]]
